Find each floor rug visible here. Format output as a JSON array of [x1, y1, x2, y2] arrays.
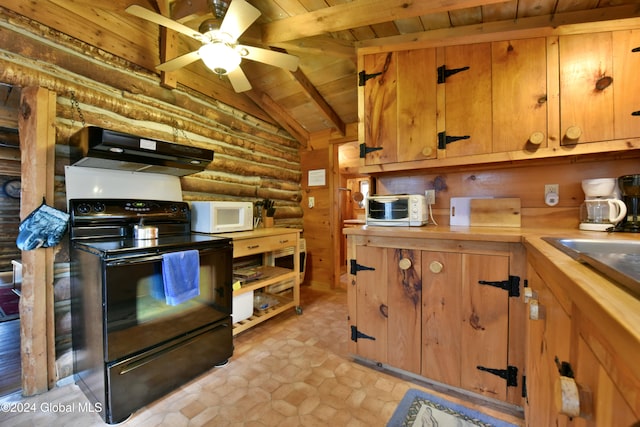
[[387, 389, 519, 427], [0, 287, 20, 322]]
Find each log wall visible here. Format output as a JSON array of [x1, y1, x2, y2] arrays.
[[0, 12, 302, 384]]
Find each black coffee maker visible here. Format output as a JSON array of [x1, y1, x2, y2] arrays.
[[616, 174, 640, 232]]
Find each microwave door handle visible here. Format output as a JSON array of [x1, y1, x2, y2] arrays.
[[375, 197, 400, 203]]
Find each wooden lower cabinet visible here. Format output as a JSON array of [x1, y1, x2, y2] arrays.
[[525, 262, 639, 426], [348, 237, 524, 406], [351, 246, 421, 374], [524, 266, 572, 427]]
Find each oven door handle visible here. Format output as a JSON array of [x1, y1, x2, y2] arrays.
[[106, 255, 164, 266], [104, 246, 229, 267]]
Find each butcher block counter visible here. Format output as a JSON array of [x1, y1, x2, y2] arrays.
[[344, 225, 640, 425]]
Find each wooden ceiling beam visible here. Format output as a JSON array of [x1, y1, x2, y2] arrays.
[[261, 0, 508, 43], [153, 0, 181, 89], [356, 5, 640, 53], [171, 0, 211, 22], [274, 36, 357, 62], [290, 67, 346, 136], [246, 90, 310, 147], [270, 47, 346, 136]]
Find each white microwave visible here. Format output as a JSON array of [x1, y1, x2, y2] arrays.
[[190, 201, 253, 233]]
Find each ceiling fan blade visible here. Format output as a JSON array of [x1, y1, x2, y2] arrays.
[[219, 0, 261, 41], [156, 51, 201, 72], [227, 67, 252, 92], [241, 45, 299, 71], [125, 5, 203, 42]]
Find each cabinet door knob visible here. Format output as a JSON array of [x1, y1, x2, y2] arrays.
[[528, 131, 545, 145], [398, 258, 412, 270], [429, 261, 443, 274], [523, 288, 538, 303], [529, 299, 541, 320], [555, 376, 592, 418], [564, 126, 582, 142]]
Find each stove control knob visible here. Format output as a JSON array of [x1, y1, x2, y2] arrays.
[[92, 202, 106, 213], [169, 204, 179, 213], [77, 203, 91, 214]]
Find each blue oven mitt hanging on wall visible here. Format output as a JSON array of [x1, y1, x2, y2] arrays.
[[16, 198, 70, 251]]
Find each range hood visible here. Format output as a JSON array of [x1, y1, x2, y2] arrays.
[[70, 126, 214, 176]]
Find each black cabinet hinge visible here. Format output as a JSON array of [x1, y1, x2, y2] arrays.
[[477, 365, 518, 387], [358, 70, 382, 86], [351, 325, 376, 342], [437, 65, 470, 84], [359, 52, 393, 86], [555, 356, 575, 378], [478, 275, 520, 297], [438, 132, 470, 149], [522, 375, 527, 398], [350, 259, 375, 275], [359, 142, 383, 158]]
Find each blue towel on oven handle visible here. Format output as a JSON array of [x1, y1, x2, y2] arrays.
[[161, 250, 200, 306]]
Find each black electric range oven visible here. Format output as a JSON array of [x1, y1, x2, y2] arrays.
[[69, 199, 233, 424]]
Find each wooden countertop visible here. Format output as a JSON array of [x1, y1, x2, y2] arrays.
[[344, 224, 640, 380], [211, 227, 302, 240], [343, 224, 525, 242]]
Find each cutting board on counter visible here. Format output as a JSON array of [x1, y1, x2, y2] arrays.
[[469, 198, 521, 227], [450, 197, 492, 226]]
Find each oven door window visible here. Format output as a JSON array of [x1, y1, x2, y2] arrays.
[[104, 246, 232, 361]]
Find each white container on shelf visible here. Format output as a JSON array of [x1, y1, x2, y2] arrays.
[[232, 291, 253, 323]]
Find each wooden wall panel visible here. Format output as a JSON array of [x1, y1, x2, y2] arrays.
[[376, 155, 640, 229], [300, 145, 332, 287]]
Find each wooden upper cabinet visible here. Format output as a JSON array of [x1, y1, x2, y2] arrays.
[[613, 29, 640, 140], [559, 32, 615, 144], [492, 38, 548, 152], [362, 52, 397, 165], [361, 48, 437, 165], [397, 49, 438, 162], [442, 43, 492, 157], [560, 30, 640, 144]]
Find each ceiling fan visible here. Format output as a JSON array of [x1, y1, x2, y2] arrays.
[[125, 0, 299, 92]]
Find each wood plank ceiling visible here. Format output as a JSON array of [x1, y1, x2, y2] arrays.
[[1, 0, 639, 145]]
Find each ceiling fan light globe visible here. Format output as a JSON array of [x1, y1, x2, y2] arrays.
[[199, 43, 241, 75]]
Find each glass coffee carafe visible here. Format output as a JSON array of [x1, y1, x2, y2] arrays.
[[579, 199, 626, 226]]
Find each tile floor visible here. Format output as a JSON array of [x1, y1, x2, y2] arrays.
[[0, 286, 523, 426]]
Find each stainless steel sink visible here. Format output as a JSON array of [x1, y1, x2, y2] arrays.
[[542, 237, 640, 297]]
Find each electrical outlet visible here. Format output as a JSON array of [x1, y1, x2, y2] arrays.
[[425, 189, 435, 205], [545, 184, 559, 206], [308, 196, 315, 208], [545, 184, 559, 195]]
